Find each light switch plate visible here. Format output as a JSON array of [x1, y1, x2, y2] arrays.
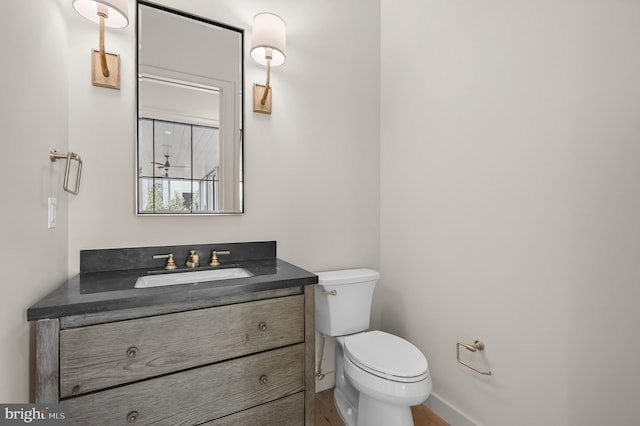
[[48, 197, 56, 229]]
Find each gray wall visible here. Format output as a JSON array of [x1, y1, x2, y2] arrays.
[[0, 0, 70, 402], [380, 1, 640, 425]]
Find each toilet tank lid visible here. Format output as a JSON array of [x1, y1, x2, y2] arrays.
[[315, 268, 380, 286]]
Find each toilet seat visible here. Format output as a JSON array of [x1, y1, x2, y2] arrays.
[[344, 330, 429, 383]]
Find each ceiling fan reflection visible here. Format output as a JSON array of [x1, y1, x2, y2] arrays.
[[150, 155, 191, 179], [152, 154, 190, 169]]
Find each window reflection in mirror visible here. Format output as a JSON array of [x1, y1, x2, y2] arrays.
[[138, 119, 221, 213], [137, 2, 244, 215]]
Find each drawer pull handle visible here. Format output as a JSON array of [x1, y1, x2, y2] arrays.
[[259, 374, 269, 385], [72, 385, 80, 395], [126, 411, 139, 423], [258, 322, 268, 331], [126, 346, 138, 358]]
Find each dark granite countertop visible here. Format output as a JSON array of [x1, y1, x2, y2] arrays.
[[27, 242, 318, 321]]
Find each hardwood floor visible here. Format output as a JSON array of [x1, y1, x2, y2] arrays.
[[315, 389, 343, 426], [315, 389, 450, 426]]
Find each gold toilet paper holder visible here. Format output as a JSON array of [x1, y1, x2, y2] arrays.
[[457, 340, 492, 376]]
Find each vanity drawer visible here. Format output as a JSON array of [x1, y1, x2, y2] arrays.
[[60, 295, 304, 397], [203, 392, 304, 426], [66, 343, 305, 425]]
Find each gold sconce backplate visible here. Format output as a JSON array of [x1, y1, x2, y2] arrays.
[[92, 49, 121, 89], [253, 84, 272, 114]]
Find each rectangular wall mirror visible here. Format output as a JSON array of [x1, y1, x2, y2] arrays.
[[137, 1, 244, 215]]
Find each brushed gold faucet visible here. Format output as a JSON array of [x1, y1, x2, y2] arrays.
[[186, 250, 200, 268]]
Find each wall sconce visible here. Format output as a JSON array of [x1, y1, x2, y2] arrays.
[[72, 0, 128, 89], [250, 13, 286, 114]]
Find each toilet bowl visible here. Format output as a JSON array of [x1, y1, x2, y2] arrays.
[[343, 331, 432, 426], [315, 269, 432, 426]]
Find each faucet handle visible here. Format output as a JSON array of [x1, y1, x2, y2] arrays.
[[152, 253, 177, 270], [209, 250, 231, 266]]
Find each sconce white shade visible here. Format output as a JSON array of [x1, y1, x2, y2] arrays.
[[72, 0, 129, 28], [250, 13, 286, 67]]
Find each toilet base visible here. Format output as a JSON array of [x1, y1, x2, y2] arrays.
[[334, 387, 358, 426], [357, 393, 414, 426]]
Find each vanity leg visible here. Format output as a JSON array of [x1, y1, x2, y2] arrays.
[[35, 318, 59, 403], [304, 285, 316, 426]]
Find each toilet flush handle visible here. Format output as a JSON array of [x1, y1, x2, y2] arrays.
[[322, 290, 337, 296]]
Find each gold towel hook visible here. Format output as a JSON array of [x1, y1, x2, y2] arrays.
[[457, 340, 492, 376], [50, 149, 83, 195]]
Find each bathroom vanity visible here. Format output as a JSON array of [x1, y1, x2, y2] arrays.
[[28, 242, 317, 425]]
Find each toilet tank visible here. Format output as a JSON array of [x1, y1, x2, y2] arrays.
[[314, 268, 380, 336]]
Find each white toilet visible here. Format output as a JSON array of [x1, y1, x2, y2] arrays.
[[315, 269, 432, 426]]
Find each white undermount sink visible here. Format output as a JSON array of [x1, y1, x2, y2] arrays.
[[134, 268, 254, 289]]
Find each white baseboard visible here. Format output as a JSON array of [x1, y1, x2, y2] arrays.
[[424, 392, 478, 426], [315, 370, 336, 393]]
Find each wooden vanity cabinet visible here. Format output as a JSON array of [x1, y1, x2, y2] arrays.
[[35, 287, 315, 425]]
